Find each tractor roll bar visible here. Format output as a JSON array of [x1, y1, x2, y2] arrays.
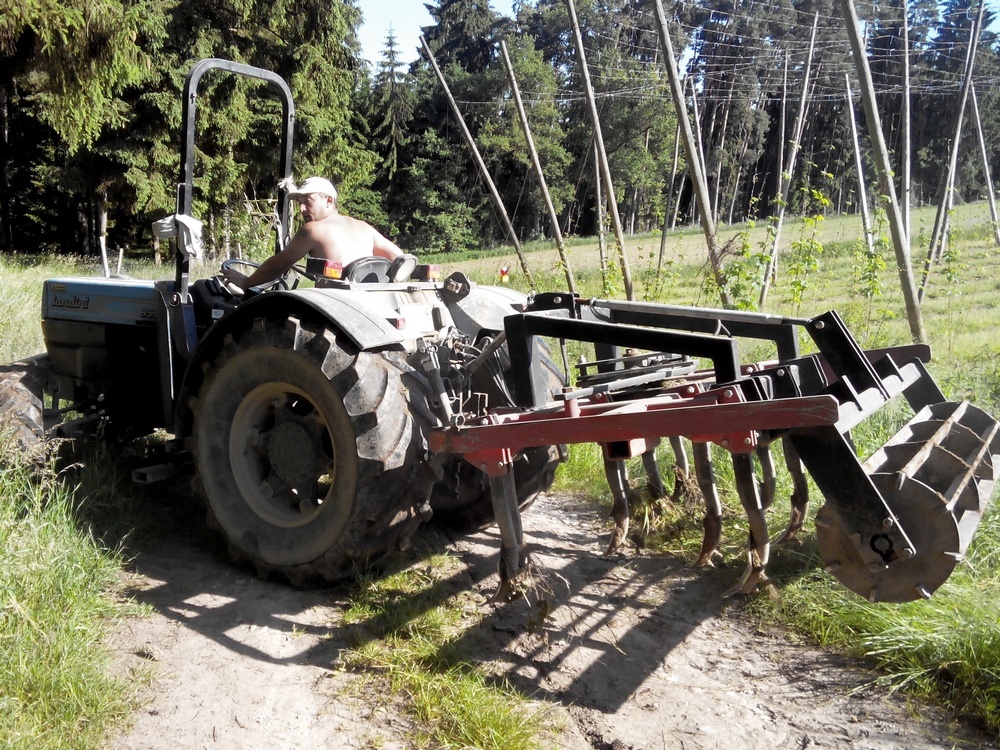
[[175, 59, 296, 295]]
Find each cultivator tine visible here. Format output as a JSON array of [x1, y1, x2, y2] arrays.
[[724, 452, 771, 597], [642, 448, 667, 499], [603, 458, 631, 556], [670, 435, 689, 477], [692, 442, 723, 568], [774, 437, 810, 545], [756, 444, 777, 510], [488, 470, 529, 602], [812, 401, 1000, 602]]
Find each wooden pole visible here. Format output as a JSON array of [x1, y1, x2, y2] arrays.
[[595, 141, 608, 278], [564, 0, 634, 299], [759, 13, 818, 308], [778, 53, 787, 187], [658, 120, 682, 271], [688, 78, 708, 192], [970, 85, 1000, 246], [499, 40, 576, 292], [900, 0, 912, 243], [713, 81, 735, 223], [846, 75, 875, 256], [652, 0, 728, 305], [419, 35, 536, 287], [839, 0, 925, 343], [919, 0, 984, 300]]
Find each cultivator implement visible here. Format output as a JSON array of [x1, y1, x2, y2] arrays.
[[428, 295, 1000, 603]]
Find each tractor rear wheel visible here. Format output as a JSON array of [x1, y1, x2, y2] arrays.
[[189, 315, 434, 585], [0, 356, 47, 456], [429, 335, 565, 527]]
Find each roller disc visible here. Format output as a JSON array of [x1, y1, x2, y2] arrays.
[[816, 473, 961, 603]]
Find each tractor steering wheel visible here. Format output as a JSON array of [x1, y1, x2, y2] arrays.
[[220, 258, 289, 294]]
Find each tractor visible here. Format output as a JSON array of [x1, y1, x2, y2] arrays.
[[0, 59, 564, 586]]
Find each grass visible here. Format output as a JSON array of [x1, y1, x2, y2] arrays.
[[0, 433, 145, 749], [339, 554, 552, 750]]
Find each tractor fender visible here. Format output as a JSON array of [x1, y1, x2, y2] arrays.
[[445, 283, 529, 340], [220, 288, 407, 350], [176, 289, 406, 437]]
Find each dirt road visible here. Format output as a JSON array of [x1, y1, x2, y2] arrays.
[[110, 492, 996, 750]]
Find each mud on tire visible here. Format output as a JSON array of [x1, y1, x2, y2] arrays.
[[0, 356, 47, 457], [188, 315, 435, 585]]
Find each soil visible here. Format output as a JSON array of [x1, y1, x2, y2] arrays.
[[109, 490, 998, 750]]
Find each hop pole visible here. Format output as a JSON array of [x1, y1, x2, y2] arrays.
[[419, 35, 536, 288]]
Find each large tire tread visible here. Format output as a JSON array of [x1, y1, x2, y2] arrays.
[[189, 314, 433, 586], [0, 356, 47, 457]]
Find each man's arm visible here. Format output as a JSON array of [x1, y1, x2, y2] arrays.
[[371, 227, 403, 261], [222, 227, 315, 291]]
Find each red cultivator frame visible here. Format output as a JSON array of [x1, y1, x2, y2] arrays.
[[430, 294, 999, 603]]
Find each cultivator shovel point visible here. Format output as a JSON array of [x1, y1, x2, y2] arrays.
[[429, 295, 1000, 603]]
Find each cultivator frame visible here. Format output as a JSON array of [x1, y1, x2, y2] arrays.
[[429, 294, 1000, 603]]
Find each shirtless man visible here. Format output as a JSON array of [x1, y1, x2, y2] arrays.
[[221, 176, 409, 291]]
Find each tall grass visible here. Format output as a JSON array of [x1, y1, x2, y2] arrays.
[[0, 434, 141, 749]]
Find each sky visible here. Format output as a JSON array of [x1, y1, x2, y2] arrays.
[[355, 0, 517, 66]]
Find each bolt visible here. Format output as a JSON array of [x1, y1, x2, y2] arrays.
[[721, 439, 729, 447], [553, 296, 562, 304], [776, 368, 786, 377], [882, 517, 894, 529], [743, 437, 752, 445], [815, 320, 826, 330], [722, 388, 733, 398]]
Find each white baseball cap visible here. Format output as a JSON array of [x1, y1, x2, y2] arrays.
[[286, 176, 338, 201]]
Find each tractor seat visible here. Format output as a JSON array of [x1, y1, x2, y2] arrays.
[[342, 256, 390, 283], [341, 253, 419, 284]]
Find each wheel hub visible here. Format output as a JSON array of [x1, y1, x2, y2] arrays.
[[267, 420, 318, 485]]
